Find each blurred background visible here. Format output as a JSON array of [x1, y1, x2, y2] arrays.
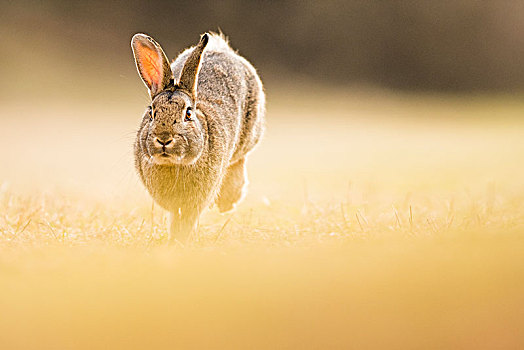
[[0, 0, 523, 195], [0, 0, 523, 203], [3, 0, 524, 104]]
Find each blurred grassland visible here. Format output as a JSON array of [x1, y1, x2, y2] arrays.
[[0, 88, 524, 348]]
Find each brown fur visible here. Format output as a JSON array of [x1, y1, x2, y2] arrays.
[[131, 32, 265, 242]]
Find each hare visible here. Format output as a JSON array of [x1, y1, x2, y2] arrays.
[[131, 32, 265, 243]]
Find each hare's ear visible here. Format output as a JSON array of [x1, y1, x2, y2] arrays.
[[177, 33, 209, 100], [131, 33, 173, 98]]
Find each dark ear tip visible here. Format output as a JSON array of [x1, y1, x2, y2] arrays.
[[200, 33, 209, 46], [131, 33, 147, 44]]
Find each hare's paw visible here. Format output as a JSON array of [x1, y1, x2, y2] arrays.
[[169, 209, 199, 244], [217, 159, 247, 213]]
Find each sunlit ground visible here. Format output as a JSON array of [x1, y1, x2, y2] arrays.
[[1, 88, 523, 348]]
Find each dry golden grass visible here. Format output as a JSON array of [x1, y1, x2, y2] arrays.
[[1, 89, 523, 348]]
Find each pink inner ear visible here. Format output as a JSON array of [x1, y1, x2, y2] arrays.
[[136, 44, 163, 87]]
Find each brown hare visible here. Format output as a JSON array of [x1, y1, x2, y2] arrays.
[[131, 32, 265, 243]]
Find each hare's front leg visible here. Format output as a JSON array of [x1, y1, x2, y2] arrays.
[[169, 208, 199, 244], [216, 158, 247, 213]]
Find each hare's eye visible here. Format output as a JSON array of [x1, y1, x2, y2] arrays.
[[185, 107, 192, 122]]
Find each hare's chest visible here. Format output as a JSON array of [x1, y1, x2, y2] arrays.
[[142, 164, 217, 210]]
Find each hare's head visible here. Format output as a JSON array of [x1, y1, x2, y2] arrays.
[[132, 33, 208, 165]]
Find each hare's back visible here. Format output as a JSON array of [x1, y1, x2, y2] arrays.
[[171, 34, 265, 160], [171, 35, 256, 107]]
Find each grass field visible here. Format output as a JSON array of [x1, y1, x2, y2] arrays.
[[1, 88, 524, 349]]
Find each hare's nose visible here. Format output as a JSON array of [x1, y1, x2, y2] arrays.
[[155, 137, 173, 147]]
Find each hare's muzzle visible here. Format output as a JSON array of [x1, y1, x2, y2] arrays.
[[148, 133, 188, 165], [154, 136, 173, 149], [147, 126, 203, 165]]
